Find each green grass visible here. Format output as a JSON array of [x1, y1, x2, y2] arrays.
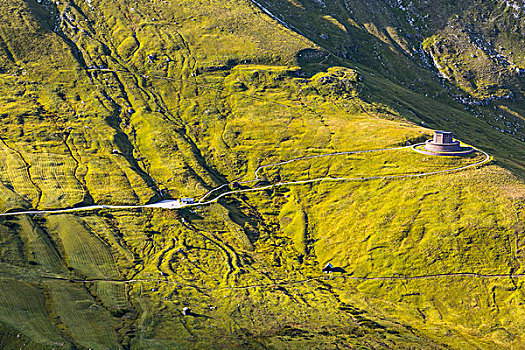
[[303, 166, 518, 276], [95, 281, 131, 310], [26, 153, 85, 209], [17, 216, 66, 273], [279, 193, 308, 254], [0, 0, 522, 349], [45, 215, 120, 279], [0, 139, 40, 208], [260, 149, 486, 183], [45, 280, 120, 350], [0, 280, 64, 347]]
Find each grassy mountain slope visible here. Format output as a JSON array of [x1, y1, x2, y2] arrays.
[[0, 0, 523, 349]]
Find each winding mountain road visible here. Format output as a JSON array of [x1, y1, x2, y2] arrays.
[[197, 144, 490, 204], [1, 60, 494, 215], [0, 145, 490, 217]]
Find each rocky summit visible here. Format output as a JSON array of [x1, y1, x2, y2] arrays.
[[0, 0, 523, 349]]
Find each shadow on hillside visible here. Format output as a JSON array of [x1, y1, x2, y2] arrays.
[[270, 0, 525, 177]]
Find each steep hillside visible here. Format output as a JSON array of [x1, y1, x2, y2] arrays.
[[252, 0, 525, 174], [0, 0, 523, 349]]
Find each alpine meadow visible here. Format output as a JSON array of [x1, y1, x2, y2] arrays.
[[0, 0, 524, 349]]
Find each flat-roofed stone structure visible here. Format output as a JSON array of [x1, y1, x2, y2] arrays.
[[433, 131, 453, 144], [425, 131, 463, 153], [413, 131, 474, 156]]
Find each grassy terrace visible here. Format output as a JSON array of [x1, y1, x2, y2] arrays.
[[0, 0, 522, 349]]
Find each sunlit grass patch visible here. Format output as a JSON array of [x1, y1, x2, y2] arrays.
[[27, 153, 85, 209], [45, 215, 120, 279]]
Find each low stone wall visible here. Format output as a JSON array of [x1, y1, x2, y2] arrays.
[[424, 140, 462, 153], [413, 143, 474, 156]]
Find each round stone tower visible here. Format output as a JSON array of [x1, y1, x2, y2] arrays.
[[424, 131, 462, 153], [417, 130, 474, 156]]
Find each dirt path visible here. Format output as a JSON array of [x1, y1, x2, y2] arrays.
[[197, 145, 490, 204], [0, 144, 490, 216], [0, 68, 491, 216], [6, 270, 522, 291]]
